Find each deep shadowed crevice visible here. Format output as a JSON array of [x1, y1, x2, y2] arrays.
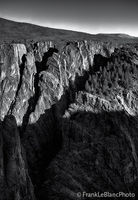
[[35, 48, 58, 73], [27, 104, 63, 196], [21, 48, 58, 133], [93, 54, 109, 72], [74, 71, 90, 91]]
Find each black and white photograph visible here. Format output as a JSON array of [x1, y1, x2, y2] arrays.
[[0, 0, 138, 199]]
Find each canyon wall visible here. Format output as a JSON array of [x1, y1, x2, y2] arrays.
[[0, 40, 138, 199]]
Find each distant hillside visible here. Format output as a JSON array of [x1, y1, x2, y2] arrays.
[[96, 33, 136, 39], [0, 17, 138, 43]]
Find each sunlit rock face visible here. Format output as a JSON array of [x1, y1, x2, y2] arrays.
[[0, 44, 24, 121], [0, 40, 115, 125], [0, 40, 138, 200]]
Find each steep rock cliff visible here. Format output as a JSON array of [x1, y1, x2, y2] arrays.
[[0, 41, 116, 124], [0, 40, 138, 199]]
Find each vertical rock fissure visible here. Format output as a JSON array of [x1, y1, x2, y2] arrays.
[[21, 48, 58, 133], [8, 54, 27, 114]]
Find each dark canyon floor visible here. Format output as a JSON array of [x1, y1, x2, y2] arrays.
[[0, 18, 138, 200]]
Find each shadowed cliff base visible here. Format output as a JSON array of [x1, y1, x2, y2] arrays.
[[0, 115, 35, 200], [1, 110, 138, 200], [35, 111, 138, 200]]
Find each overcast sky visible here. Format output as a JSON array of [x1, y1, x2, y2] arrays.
[[0, 0, 138, 36]]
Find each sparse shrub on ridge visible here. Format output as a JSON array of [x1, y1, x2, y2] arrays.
[[85, 47, 138, 95]]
